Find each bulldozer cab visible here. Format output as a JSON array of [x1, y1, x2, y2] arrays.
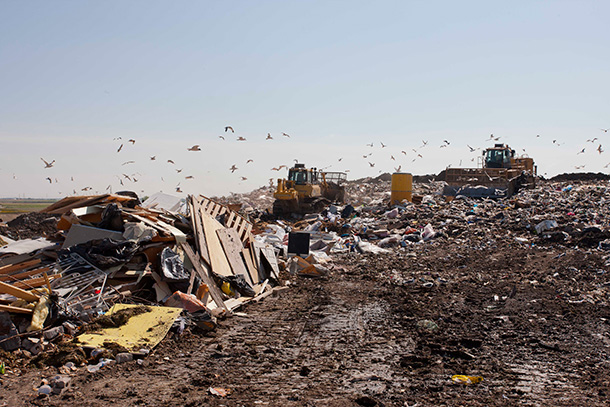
[[484, 145, 514, 169], [289, 165, 317, 185]]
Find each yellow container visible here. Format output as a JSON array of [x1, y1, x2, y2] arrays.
[[391, 173, 412, 204]]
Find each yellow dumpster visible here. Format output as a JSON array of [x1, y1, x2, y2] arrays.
[[391, 173, 412, 204]]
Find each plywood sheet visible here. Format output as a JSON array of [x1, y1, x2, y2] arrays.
[[217, 228, 253, 286], [200, 211, 233, 277]]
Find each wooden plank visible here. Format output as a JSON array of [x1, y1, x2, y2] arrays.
[[226, 212, 236, 228], [0, 280, 40, 302], [12, 275, 58, 290], [0, 304, 33, 314], [211, 203, 222, 218], [180, 242, 229, 312], [237, 221, 249, 241], [260, 246, 280, 280], [242, 248, 260, 285], [0, 266, 52, 282], [130, 214, 170, 236], [188, 197, 211, 266], [201, 211, 233, 277], [155, 219, 187, 243], [217, 228, 253, 286], [0, 259, 41, 275]]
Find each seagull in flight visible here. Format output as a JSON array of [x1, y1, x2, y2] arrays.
[[128, 139, 136, 144], [366, 143, 374, 147], [380, 142, 386, 148], [246, 159, 254, 164], [188, 145, 201, 151], [577, 148, 585, 155], [601, 128, 608, 133], [266, 133, 273, 140], [167, 159, 175, 164], [237, 136, 246, 141], [219, 135, 225, 140], [467, 145, 476, 152], [45, 177, 52, 183], [122, 160, 135, 165], [230, 164, 238, 173], [117, 144, 123, 153], [598, 144, 604, 154], [150, 156, 156, 160], [368, 162, 375, 167], [225, 126, 234, 133], [401, 150, 407, 155], [282, 132, 290, 138], [41, 158, 55, 168]]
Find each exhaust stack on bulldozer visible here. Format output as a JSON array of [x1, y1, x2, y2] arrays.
[[273, 163, 346, 216], [443, 144, 537, 198]]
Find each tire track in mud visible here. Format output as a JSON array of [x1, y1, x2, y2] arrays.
[[210, 277, 413, 404]]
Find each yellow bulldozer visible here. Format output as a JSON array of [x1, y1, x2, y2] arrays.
[[442, 144, 537, 198], [273, 163, 347, 216]]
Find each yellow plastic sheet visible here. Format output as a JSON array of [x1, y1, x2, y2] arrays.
[[77, 304, 182, 351], [451, 375, 483, 385]]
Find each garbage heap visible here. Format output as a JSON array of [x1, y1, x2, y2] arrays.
[[0, 192, 283, 367]]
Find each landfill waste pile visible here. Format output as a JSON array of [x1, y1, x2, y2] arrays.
[[0, 175, 610, 406]]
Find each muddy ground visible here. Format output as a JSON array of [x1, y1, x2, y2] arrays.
[[1, 237, 610, 406]]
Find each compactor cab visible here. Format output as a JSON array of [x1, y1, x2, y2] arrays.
[[273, 163, 346, 216], [484, 144, 515, 169]]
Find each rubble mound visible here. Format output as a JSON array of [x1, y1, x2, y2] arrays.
[[550, 172, 610, 182], [3, 212, 59, 240]]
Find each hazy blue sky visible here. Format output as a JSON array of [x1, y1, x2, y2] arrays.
[[1, 1, 609, 198]]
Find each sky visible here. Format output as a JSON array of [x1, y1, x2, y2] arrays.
[[1, 0, 609, 199]]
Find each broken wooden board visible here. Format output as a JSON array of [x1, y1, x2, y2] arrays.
[[216, 228, 254, 287], [180, 242, 229, 312], [12, 275, 59, 290], [77, 304, 182, 351], [0, 259, 41, 275], [0, 304, 34, 314], [0, 280, 40, 302], [41, 194, 135, 215], [252, 241, 280, 280], [188, 197, 210, 266], [242, 247, 260, 286], [0, 266, 52, 283], [200, 211, 233, 277], [130, 214, 186, 242], [196, 195, 253, 243]]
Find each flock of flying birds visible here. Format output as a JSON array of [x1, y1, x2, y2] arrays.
[[32, 127, 610, 196]]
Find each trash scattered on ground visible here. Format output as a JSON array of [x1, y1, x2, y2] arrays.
[[1, 174, 610, 403]]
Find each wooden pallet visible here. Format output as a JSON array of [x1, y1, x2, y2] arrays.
[[195, 195, 253, 244]]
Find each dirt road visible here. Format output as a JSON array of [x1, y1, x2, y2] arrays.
[[2, 238, 610, 406]]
